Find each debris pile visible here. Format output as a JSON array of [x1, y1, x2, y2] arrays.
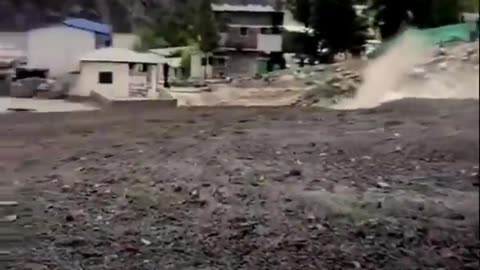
[[292, 66, 364, 107], [411, 41, 479, 78], [293, 41, 479, 107]]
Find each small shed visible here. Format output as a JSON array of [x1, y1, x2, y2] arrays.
[[72, 48, 161, 99]]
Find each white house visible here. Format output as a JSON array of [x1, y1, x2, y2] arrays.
[[26, 18, 113, 77], [72, 48, 161, 99], [112, 33, 140, 50], [27, 25, 97, 77]]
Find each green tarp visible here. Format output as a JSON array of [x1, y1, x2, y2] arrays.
[[368, 23, 477, 59], [421, 23, 475, 44]]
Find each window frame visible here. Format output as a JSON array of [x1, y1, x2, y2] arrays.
[[240, 27, 248, 37], [98, 71, 113, 84]]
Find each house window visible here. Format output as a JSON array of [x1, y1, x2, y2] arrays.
[[98, 72, 113, 84], [201, 57, 207, 66], [240, 27, 248, 36], [217, 58, 226, 66], [260, 27, 270, 34]]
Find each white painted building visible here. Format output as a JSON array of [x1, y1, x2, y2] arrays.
[[112, 33, 140, 49], [72, 48, 161, 99], [0, 32, 28, 51], [27, 25, 97, 77]]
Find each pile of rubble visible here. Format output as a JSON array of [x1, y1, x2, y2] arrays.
[[411, 41, 479, 78], [291, 64, 364, 107], [293, 40, 479, 107]]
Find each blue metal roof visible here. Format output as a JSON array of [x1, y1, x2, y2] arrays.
[[63, 18, 112, 36]]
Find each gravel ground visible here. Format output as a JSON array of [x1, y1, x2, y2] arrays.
[[0, 98, 479, 270]]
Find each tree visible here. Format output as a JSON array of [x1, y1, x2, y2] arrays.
[[370, 0, 412, 39], [460, 0, 479, 12], [310, 0, 367, 54], [288, 0, 311, 27], [370, 0, 464, 40], [195, 0, 218, 78]]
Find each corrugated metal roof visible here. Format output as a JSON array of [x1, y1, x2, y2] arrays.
[[63, 18, 112, 36], [211, 3, 276, 12], [80, 48, 161, 64]]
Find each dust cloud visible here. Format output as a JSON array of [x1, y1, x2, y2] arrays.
[[336, 30, 480, 110]]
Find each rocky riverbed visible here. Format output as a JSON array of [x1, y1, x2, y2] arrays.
[[0, 99, 478, 270]]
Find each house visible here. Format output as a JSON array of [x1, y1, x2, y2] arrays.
[[71, 48, 161, 99], [0, 32, 27, 52], [191, 0, 285, 79], [26, 18, 112, 77]]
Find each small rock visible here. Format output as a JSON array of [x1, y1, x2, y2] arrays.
[[141, 238, 152, 246], [172, 184, 182, 192], [22, 263, 48, 270], [61, 185, 71, 192], [352, 261, 361, 269], [438, 62, 448, 70], [376, 182, 391, 189], [65, 214, 75, 222], [0, 201, 18, 206], [288, 169, 302, 177], [314, 224, 326, 231], [56, 237, 88, 247], [446, 212, 465, 221], [1, 215, 17, 222], [79, 249, 103, 258], [190, 189, 200, 200], [377, 201, 383, 209]]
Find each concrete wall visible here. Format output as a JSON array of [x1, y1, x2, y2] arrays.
[[191, 52, 258, 79], [257, 34, 282, 52], [27, 26, 96, 77], [222, 28, 283, 52], [226, 53, 258, 77], [0, 32, 27, 51], [220, 12, 276, 26], [191, 54, 213, 79], [224, 26, 259, 49], [72, 62, 129, 98], [112, 33, 139, 49]]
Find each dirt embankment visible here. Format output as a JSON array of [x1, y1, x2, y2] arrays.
[[0, 99, 478, 270]]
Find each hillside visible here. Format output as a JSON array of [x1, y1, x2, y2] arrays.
[[0, 0, 286, 33], [0, 0, 143, 32]]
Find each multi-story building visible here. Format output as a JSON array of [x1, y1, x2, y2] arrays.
[[191, 0, 285, 79]]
